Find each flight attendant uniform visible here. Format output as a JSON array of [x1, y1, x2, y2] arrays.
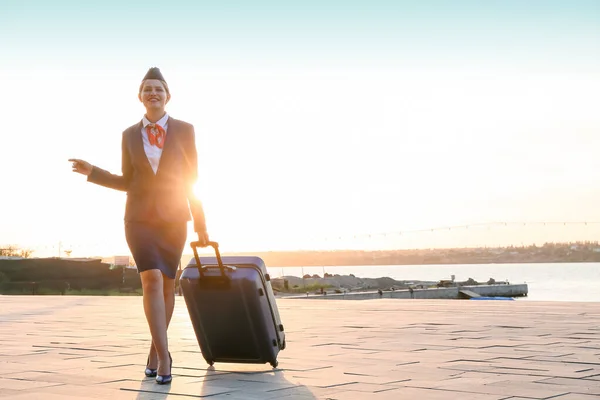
[[86, 71, 206, 279]]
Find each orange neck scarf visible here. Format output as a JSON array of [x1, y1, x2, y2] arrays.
[[146, 124, 166, 149]]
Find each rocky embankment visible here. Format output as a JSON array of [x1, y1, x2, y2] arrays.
[[271, 274, 506, 294], [271, 274, 436, 293]]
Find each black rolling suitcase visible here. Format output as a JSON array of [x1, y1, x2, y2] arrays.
[[179, 241, 286, 368]]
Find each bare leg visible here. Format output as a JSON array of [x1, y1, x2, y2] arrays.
[[163, 276, 176, 329], [140, 270, 170, 375], [147, 274, 177, 370]]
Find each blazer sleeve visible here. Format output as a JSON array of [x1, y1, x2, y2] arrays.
[[87, 132, 132, 192], [185, 126, 207, 233]]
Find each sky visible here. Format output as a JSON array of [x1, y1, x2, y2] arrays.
[[1, 0, 599, 257]]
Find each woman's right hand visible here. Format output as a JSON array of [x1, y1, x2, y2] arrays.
[[69, 159, 93, 176]]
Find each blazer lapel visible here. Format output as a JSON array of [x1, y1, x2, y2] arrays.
[[131, 121, 155, 175], [155, 117, 178, 176]]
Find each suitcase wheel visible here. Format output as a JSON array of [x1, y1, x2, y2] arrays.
[[270, 360, 278, 368]]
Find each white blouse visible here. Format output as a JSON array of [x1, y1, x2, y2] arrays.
[[141, 113, 169, 174]]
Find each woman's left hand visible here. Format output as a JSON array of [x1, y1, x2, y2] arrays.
[[69, 158, 93, 176], [196, 230, 210, 247]]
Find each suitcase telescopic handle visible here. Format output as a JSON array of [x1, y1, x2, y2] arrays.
[[190, 240, 227, 278]]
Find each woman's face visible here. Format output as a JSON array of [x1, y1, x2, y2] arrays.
[[139, 79, 170, 111]]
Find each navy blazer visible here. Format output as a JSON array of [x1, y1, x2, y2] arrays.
[[87, 117, 206, 233]]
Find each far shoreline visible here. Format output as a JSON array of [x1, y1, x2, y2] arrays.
[[183, 242, 600, 267], [254, 260, 600, 267]]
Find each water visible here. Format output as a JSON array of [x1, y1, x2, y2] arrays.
[[266, 262, 600, 302]]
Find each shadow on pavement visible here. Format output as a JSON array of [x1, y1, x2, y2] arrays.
[[128, 365, 318, 399]]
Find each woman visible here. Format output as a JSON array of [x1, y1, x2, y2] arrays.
[[69, 67, 209, 385]]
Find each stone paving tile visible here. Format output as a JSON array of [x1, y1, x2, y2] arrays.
[[1, 296, 599, 399], [0, 377, 65, 391], [552, 395, 600, 400], [0, 389, 22, 398], [329, 387, 505, 400], [0, 393, 96, 400], [435, 379, 570, 398], [535, 377, 600, 396], [23, 383, 148, 399], [500, 398, 542, 400], [2, 370, 110, 385]]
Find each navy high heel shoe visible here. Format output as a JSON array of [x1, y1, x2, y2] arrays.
[[145, 356, 157, 378], [155, 352, 172, 385]]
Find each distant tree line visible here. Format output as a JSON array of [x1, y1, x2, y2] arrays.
[[215, 241, 600, 267], [0, 258, 143, 295], [0, 245, 33, 258]]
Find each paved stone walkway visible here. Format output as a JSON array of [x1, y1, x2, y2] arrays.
[[0, 296, 598, 399]]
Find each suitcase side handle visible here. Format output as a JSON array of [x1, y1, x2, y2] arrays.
[[190, 241, 226, 278], [200, 265, 237, 271]]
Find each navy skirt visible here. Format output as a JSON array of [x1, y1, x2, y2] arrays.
[[125, 221, 187, 279]]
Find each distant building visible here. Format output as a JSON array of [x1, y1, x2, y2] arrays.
[[114, 256, 131, 266], [102, 256, 135, 269]]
